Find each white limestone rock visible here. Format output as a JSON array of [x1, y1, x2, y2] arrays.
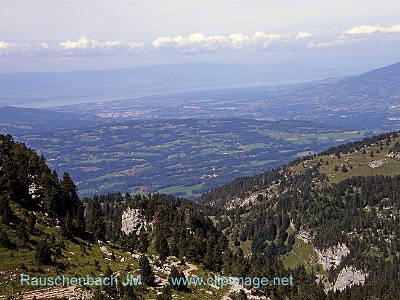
[[315, 243, 350, 271], [333, 266, 368, 291], [121, 207, 147, 235]]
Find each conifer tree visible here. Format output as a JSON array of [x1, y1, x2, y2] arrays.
[[155, 235, 169, 261], [35, 237, 52, 265], [0, 228, 11, 248], [0, 195, 12, 225], [139, 255, 155, 286], [87, 195, 105, 241], [169, 266, 188, 291]]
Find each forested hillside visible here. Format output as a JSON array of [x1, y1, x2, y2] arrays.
[[1, 131, 400, 299], [198, 130, 400, 299]]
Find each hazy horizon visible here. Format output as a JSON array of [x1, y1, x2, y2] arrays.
[[1, 1, 400, 73]]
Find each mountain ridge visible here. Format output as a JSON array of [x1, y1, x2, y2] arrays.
[[1, 130, 400, 299]]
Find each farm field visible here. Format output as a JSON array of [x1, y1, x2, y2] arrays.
[[13, 118, 373, 198]]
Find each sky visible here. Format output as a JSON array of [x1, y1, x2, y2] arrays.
[[1, 0, 400, 72]]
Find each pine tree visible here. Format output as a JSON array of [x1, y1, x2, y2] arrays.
[[0, 228, 11, 248], [61, 211, 74, 238], [73, 201, 86, 234], [0, 195, 12, 225], [139, 255, 155, 286], [27, 212, 36, 234], [60, 172, 78, 204], [16, 222, 29, 247], [35, 237, 52, 265], [138, 232, 149, 253], [87, 195, 105, 241], [169, 266, 188, 291], [155, 235, 169, 261]]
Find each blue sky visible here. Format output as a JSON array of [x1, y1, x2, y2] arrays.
[[1, 0, 400, 72]]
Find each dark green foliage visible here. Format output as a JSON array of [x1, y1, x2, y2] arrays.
[[117, 282, 142, 300], [155, 234, 169, 261], [104, 265, 118, 298], [120, 232, 139, 252], [0, 133, 86, 238], [27, 212, 36, 234], [156, 285, 172, 300], [229, 289, 248, 300], [0, 228, 11, 248], [2, 129, 400, 299], [60, 172, 86, 236], [0, 195, 12, 225], [138, 232, 150, 253], [168, 266, 188, 292], [35, 237, 52, 265], [139, 254, 155, 286], [389, 141, 400, 153], [197, 131, 400, 299], [86, 195, 106, 241], [61, 211, 74, 238], [94, 192, 229, 272], [16, 222, 29, 247], [239, 230, 247, 242], [92, 287, 108, 300]]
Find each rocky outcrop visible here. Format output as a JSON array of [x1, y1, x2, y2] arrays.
[[121, 208, 147, 235], [19, 286, 90, 300], [315, 243, 350, 271], [333, 266, 368, 291], [387, 151, 400, 158], [369, 159, 388, 168], [297, 229, 314, 244]]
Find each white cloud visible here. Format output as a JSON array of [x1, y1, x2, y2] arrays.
[[1, 24, 399, 57], [0, 41, 49, 56], [308, 24, 400, 48], [0, 37, 144, 57], [152, 31, 291, 52], [343, 24, 400, 35], [58, 36, 144, 55], [296, 31, 314, 39]]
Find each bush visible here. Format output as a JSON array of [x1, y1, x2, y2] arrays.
[[35, 237, 52, 265], [0, 228, 11, 248]]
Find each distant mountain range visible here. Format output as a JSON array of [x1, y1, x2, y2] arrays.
[[0, 59, 388, 108], [1, 61, 399, 130], [0, 62, 328, 108], [45, 60, 400, 130]]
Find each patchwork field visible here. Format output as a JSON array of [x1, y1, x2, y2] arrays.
[[12, 119, 374, 198]]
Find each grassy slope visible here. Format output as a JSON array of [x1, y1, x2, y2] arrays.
[[279, 133, 400, 272], [288, 135, 400, 184], [0, 230, 228, 299], [0, 205, 228, 299]]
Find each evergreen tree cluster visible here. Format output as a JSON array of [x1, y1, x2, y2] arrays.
[[85, 192, 228, 272], [0, 133, 85, 247], [2, 130, 400, 299]]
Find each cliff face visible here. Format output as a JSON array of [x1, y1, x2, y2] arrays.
[[121, 207, 148, 235], [314, 243, 350, 271], [314, 244, 369, 292], [333, 267, 368, 292]]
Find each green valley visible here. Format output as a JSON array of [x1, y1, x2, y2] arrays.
[[7, 119, 373, 198]]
